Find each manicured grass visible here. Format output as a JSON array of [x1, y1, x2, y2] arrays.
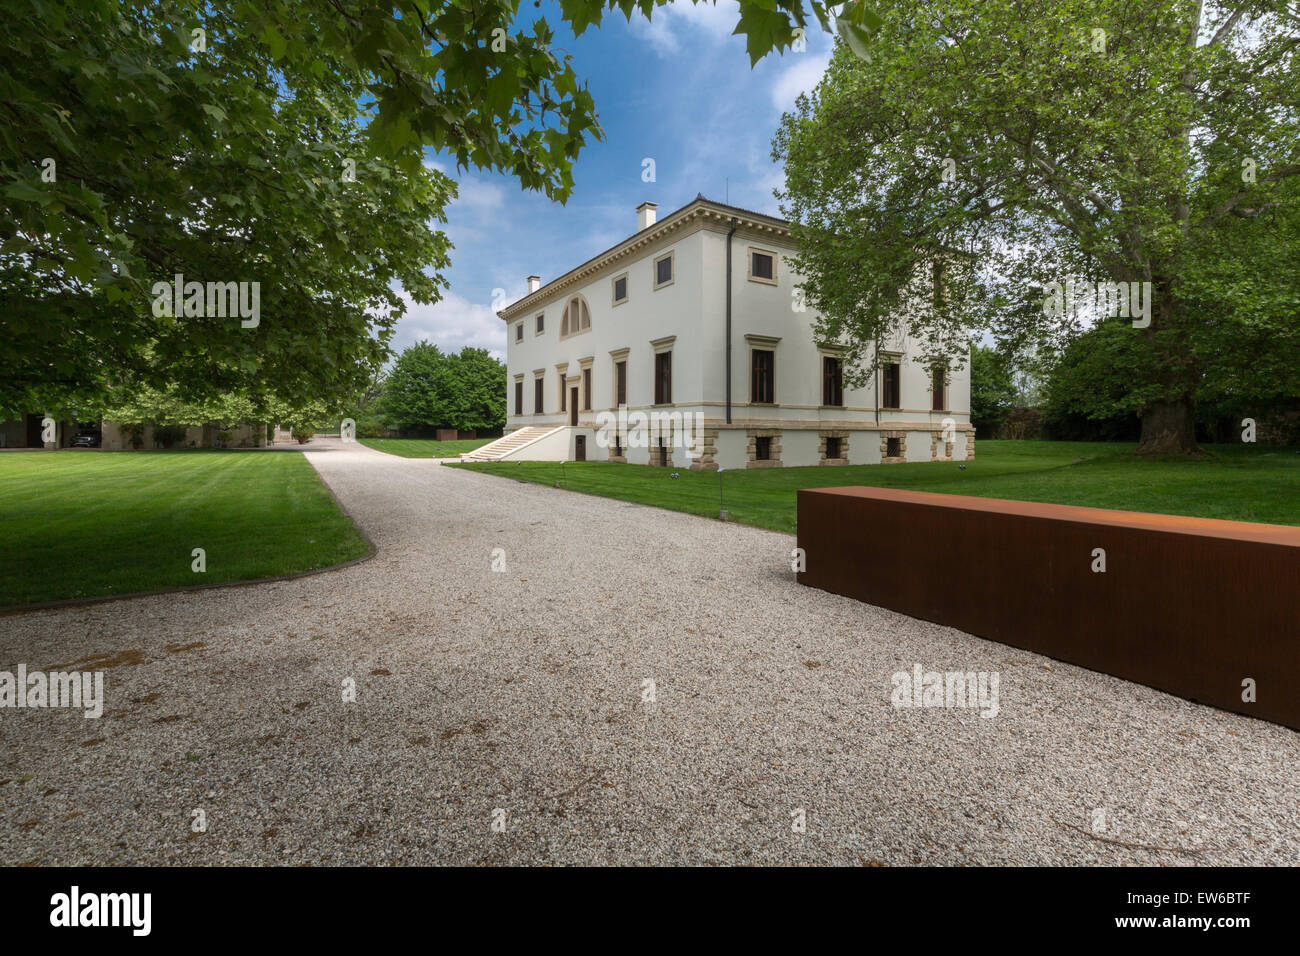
[[0, 450, 370, 609], [449, 440, 1300, 534], [360, 437, 494, 458]]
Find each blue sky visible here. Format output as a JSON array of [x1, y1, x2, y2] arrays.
[[397, 2, 836, 360]]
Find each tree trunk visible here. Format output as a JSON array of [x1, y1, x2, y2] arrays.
[[1136, 398, 1200, 456]]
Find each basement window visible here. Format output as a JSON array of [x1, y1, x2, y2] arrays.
[[755, 436, 772, 461], [887, 437, 902, 459], [825, 436, 842, 460]]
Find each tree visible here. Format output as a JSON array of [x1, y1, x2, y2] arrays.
[[445, 348, 507, 433], [2, 0, 869, 418], [381, 342, 454, 432], [380, 343, 506, 432], [774, 0, 1300, 455], [969, 343, 1017, 438], [1040, 321, 1146, 441]]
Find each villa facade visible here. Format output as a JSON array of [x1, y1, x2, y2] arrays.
[[481, 196, 973, 469]]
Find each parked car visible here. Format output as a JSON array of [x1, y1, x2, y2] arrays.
[[70, 430, 101, 448]]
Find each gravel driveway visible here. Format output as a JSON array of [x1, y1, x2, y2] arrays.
[[1, 437, 1296, 865]]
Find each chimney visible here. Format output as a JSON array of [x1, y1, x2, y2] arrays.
[[527, 275, 540, 294], [636, 201, 658, 232]]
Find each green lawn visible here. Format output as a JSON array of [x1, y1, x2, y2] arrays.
[[360, 437, 494, 458], [449, 440, 1300, 534], [0, 450, 370, 609]]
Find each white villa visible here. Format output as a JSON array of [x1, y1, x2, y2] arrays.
[[468, 195, 972, 469]]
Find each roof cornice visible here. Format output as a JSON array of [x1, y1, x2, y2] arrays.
[[497, 198, 791, 320]]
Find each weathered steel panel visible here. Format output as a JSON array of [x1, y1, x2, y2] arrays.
[[796, 487, 1300, 730]]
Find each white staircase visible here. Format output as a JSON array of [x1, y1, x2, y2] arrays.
[[460, 426, 565, 462]]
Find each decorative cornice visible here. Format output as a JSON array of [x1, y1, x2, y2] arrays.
[[497, 198, 792, 320]]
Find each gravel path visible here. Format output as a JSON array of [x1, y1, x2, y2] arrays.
[[1, 437, 1296, 865]]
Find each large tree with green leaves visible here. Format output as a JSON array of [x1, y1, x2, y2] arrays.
[[3, 0, 877, 419], [774, 0, 1300, 455], [381, 342, 505, 432]]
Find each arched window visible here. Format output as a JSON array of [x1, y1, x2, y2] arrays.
[[560, 295, 591, 339]]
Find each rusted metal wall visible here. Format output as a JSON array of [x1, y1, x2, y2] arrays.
[[797, 487, 1300, 730]]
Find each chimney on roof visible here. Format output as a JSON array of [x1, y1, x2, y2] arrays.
[[527, 275, 540, 293], [636, 201, 658, 232]]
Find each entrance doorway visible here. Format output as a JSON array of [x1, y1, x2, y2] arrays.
[[575, 435, 586, 461]]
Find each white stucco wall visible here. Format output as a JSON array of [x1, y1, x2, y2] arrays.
[[498, 200, 973, 468]]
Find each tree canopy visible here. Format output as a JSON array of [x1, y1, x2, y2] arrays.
[[774, 0, 1300, 455], [2, 0, 872, 420], [381, 342, 506, 433]]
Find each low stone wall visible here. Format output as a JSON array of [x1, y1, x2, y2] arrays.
[[797, 486, 1300, 730]]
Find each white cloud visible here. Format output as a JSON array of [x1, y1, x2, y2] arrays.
[[453, 177, 506, 212], [770, 48, 831, 113], [629, 1, 740, 57], [391, 290, 506, 359]]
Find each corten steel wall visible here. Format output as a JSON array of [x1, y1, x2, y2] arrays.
[[797, 487, 1300, 731]]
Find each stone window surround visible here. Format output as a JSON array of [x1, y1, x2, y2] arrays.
[[609, 347, 630, 408], [653, 250, 675, 290], [577, 356, 594, 412], [878, 350, 903, 410], [611, 271, 629, 307], [746, 428, 783, 468], [555, 363, 569, 411], [818, 429, 850, 465], [818, 346, 846, 408], [558, 293, 593, 341], [747, 246, 778, 285], [745, 333, 781, 407], [879, 429, 907, 464]]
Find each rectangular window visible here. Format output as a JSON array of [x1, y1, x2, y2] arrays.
[[931, 366, 946, 411], [750, 250, 775, 282], [755, 436, 772, 461], [654, 253, 673, 289], [582, 367, 592, 411], [515, 323, 523, 342], [887, 436, 902, 459], [883, 360, 901, 409], [559, 376, 566, 412], [654, 351, 672, 404], [534, 377, 543, 414], [613, 275, 628, 304], [823, 356, 843, 407], [514, 380, 523, 416], [615, 360, 627, 406], [536, 313, 544, 334], [825, 436, 842, 460], [751, 349, 775, 404]]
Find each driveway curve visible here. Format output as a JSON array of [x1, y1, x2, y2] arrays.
[[1, 436, 1296, 865]]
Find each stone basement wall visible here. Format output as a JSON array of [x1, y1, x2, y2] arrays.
[[746, 428, 783, 468], [688, 427, 720, 470], [648, 420, 674, 468], [879, 429, 907, 464], [818, 429, 850, 465], [929, 430, 956, 461]]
